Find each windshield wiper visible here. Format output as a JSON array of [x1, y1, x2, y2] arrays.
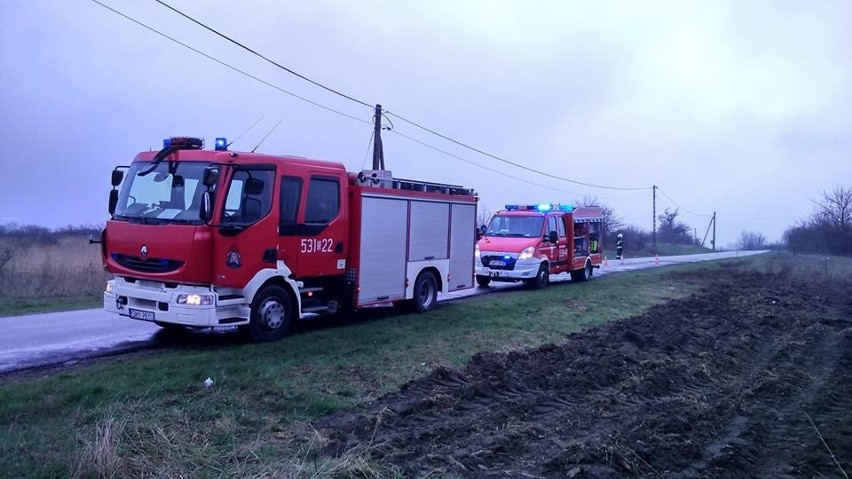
[[138, 145, 178, 177]]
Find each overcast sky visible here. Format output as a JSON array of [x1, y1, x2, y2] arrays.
[[1, 1, 850, 247]]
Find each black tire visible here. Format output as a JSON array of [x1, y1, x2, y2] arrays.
[[412, 271, 438, 313], [527, 264, 549, 289], [247, 285, 293, 342], [476, 275, 492, 287], [570, 262, 591, 282]]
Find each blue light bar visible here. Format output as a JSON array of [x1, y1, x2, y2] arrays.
[[163, 138, 171, 148], [214, 137, 228, 151], [505, 203, 575, 213]]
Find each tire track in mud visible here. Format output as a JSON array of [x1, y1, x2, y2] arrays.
[[314, 266, 852, 478]]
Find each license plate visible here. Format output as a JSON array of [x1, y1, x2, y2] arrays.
[[490, 271, 501, 277], [129, 308, 155, 321], [489, 260, 506, 267]]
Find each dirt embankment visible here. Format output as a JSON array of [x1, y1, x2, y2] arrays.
[[314, 263, 852, 478]]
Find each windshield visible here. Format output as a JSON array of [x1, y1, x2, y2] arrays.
[[486, 215, 544, 238], [114, 161, 211, 225]]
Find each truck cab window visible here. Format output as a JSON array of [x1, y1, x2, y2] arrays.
[[222, 168, 274, 225], [305, 178, 339, 223], [279, 176, 302, 226]]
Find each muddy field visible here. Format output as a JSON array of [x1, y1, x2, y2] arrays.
[[314, 263, 852, 478]]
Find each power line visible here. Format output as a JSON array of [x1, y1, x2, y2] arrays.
[[88, 0, 370, 126], [656, 187, 712, 217], [387, 111, 651, 191], [148, 0, 652, 192], [153, 0, 374, 109], [389, 129, 593, 197]]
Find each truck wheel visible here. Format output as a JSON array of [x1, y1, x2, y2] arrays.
[[412, 271, 438, 313], [527, 264, 549, 289], [476, 275, 492, 287], [247, 285, 293, 342]]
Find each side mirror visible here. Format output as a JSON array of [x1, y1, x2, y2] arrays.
[[111, 169, 124, 187], [108, 189, 119, 216], [476, 224, 487, 240], [200, 191, 212, 223], [202, 167, 219, 188], [548, 231, 558, 244], [244, 177, 264, 195]]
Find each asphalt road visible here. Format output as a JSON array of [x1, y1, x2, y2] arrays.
[[0, 250, 766, 373]]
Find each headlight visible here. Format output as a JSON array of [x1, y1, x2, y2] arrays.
[[177, 294, 214, 306], [474, 244, 481, 258], [518, 246, 535, 260], [105, 282, 113, 294]]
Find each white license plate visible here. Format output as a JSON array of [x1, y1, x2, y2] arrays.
[[129, 308, 155, 321], [490, 271, 501, 277], [489, 260, 506, 267]]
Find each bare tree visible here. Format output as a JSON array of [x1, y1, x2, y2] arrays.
[[658, 208, 692, 244], [476, 205, 493, 228], [813, 186, 852, 231], [737, 231, 766, 250], [577, 196, 624, 239]]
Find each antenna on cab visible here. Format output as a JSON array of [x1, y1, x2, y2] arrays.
[[251, 119, 283, 153]]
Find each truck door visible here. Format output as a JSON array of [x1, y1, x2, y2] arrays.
[[211, 165, 278, 289], [278, 174, 348, 279]]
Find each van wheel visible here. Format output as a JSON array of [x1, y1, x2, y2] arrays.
[[412, 271, 438, 313], [476, 275, 492, 287], [247, 285, 293, 342], [571, 263, 590, 282], [527, 264, 549, 289]]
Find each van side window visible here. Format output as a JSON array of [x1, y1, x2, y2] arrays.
[[305, 178, 339, 223], [547, 216, 558, 236], [556, 216, 566, 238]]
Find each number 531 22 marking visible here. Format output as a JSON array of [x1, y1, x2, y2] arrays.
[[300, 238, 334, 253]]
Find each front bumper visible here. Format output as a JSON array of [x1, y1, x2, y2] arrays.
[[103, 277, 249, 327], [475, 257, 541, 281]]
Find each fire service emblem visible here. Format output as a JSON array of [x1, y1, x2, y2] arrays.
[[226, 246, 241, 269]]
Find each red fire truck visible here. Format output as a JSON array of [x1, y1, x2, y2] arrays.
[[100, 136, 478, 341], [475, 203, 604, 288]]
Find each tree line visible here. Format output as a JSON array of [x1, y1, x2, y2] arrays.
[[784, 186, 852, 256]]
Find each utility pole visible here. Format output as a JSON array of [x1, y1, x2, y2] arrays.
[[372, 104, 385, 170], [652, 185, 657, 252], [712, 211, 716, 251]]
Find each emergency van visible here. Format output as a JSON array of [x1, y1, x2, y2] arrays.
[[475, 203, 604, 288]]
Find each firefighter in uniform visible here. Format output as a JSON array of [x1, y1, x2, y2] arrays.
[[616, 233, 624, 260]]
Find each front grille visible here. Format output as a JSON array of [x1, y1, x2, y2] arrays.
[[112, 253, 184, 273], [481, 255, 517, 271]]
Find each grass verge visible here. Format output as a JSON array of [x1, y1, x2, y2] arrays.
[[3, 254, 841, 478], [0, 295, 102, 318]]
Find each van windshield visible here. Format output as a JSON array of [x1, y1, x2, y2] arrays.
[[114, 161, 210, 225], [486, 215, 544, 238]]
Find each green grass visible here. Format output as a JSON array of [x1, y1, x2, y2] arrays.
[[4, 254, 837, 478], [0, 295, 102, 317], [605, 241, 714, 259]]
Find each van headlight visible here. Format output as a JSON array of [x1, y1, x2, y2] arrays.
[[177, 294, 214, 306], [518, 246, 535, 260], [475, 244, 481, 258], [105, 282, 114, 294]]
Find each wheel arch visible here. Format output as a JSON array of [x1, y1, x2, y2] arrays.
[[243, 262, 301, 316]]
